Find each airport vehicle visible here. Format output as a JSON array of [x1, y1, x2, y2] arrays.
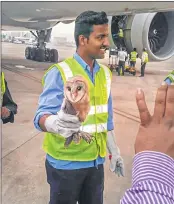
[[2, 2, 174, 63], [124, 65, 136, 76]]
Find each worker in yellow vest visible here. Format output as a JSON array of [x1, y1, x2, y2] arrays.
[[164, 70, 174, 84], [118, 28, 124, 49], [130, 48, 138, 68], [118, 28, 124, 38], [34, 11, 124, 204], [139, 48, 149, 77], [1, 72, 17, 124]]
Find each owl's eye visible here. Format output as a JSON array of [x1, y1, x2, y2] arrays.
[[67, 86, 71, 91], [77, 86, 82, 91]]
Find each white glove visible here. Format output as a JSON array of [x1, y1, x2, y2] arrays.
[[44, 109, 81, 138], [107, 130, 124, 177]]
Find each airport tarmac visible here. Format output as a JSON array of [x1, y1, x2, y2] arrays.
[[1, 42, 174, 204]]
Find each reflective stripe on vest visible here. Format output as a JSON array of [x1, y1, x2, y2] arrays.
[[99, 64, 111, 99], [58, 61, 73, 79], [80, 123, 107, 133], [131, 51, 137, 62], [88, 104, 108, 115]]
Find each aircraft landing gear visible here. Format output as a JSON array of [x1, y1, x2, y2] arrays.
[[25, 47, 58, 62], [25, 29, 58, 63]]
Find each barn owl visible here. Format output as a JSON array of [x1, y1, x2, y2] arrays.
[[62, 75, 92, 148]]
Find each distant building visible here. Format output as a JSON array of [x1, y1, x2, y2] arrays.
[[2, 31, 35, 40]]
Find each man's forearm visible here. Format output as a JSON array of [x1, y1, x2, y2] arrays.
[[39, 114, 52, 132], [107, 130, 120, 156], [120, 151, 174, 203]]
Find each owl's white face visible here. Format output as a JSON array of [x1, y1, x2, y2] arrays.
[[64, 76, 87, 103]]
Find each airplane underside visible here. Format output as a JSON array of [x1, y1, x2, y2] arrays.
[[25, 29, 58, 62], [24, 11, 174, 63], [1, 1, 174, 62]]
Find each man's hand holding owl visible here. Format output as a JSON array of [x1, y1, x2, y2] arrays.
[[45, 110, 81, 138], [44, 99, 81, 138]]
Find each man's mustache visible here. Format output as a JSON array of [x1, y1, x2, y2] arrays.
[[100, 46, 109, 50]]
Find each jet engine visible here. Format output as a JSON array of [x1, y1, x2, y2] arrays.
[[108, 11, 174, 61]]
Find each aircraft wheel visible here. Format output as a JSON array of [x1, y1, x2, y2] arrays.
[[25, 47, 31, 59], [45, 48, 51, 61], [50, 49, 58, 62], [30, 48, 36, 60], [35, 48, 45, 62]]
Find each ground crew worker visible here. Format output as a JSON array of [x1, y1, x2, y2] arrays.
[[118, 47, 127, 76], [118, 28, 123, 38], [1, 72, 17, 124], [34, 11, 124, 204], [164, 70, 174, 85], [130, 48, 138, 68], [139, 48, 149, 77], [118, 28, 124, 49]]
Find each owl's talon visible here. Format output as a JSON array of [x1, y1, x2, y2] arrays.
[[78, 131, 93, 144], [72, 132, 81, 144], [64, 131, 93, 148], [64, 136, 74, 148]]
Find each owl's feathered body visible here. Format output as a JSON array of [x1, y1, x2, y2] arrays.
[[62, 75, 92, 147], [71, 94, 90, 122], [64, 75, 90, 122]]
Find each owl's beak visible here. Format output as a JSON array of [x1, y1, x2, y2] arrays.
[[72, 93, 77, 101]]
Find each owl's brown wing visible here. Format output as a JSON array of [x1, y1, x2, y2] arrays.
[[62, 99, 77, 115]]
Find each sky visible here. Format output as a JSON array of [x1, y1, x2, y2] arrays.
[[2, 22, 76, 43], [51, 22, 75, 42]]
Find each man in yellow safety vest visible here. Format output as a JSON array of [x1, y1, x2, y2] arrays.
[[118, 28, 124, 49], [130, 48, 138, 68], [34, 11, 124, 204], [164, 70, 174, 84], [139, 48, 149, 77], [1, 72, 17, 124]]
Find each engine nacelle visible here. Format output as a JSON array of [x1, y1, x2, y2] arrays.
[[108, 11, 174, 61]]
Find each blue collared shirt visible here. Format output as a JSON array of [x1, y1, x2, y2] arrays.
[[34, 53, 114, 169], [165, 78, 172, 85]]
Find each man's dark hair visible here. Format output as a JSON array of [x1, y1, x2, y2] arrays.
[[133, 48, 137, 51], [74, 11, 108, 47]]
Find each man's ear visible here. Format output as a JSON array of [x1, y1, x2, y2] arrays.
[[78, 35, 88, 46]]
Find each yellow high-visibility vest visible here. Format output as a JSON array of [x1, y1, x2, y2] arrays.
[[143, 51, 149, 63], [165, 70, 174, 83], [130, 51, 137, 62], [42, 58, 112, 161], [118, 29, 124, 38]]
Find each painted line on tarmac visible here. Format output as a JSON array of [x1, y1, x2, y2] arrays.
[[2, 132, 42, 159], [15, 65, 35, 70]]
